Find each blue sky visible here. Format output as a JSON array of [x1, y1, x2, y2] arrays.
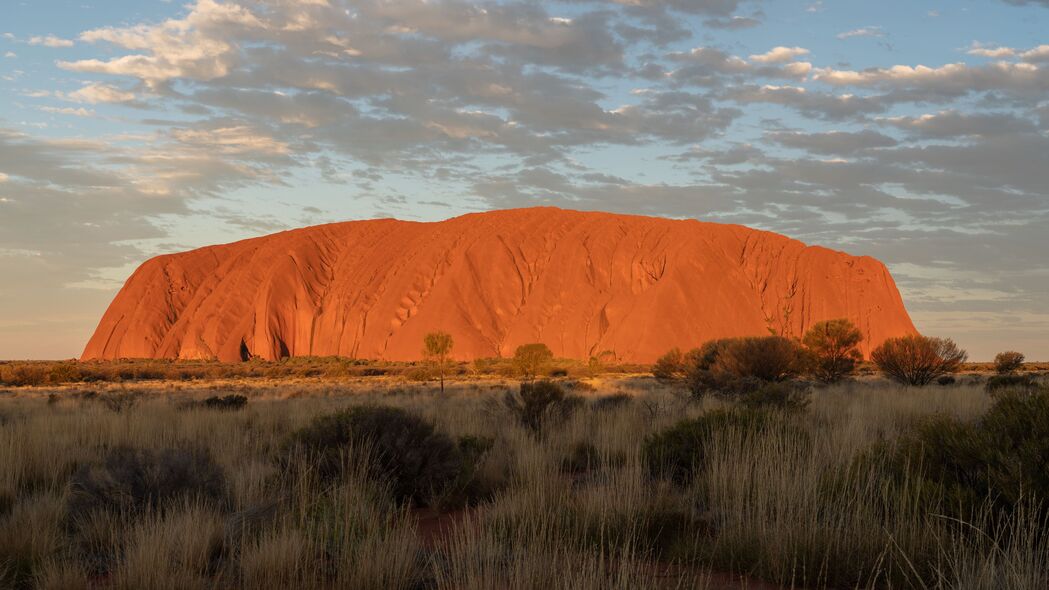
[[1, 0, 1047, 360]]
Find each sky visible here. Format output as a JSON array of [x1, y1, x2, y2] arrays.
[[0, 0, 1046, 361]]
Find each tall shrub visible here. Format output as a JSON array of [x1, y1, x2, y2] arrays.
[[871, 335, 967, 386], [801, 319, 863, 384]]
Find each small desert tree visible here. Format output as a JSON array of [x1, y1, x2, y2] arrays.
[[423, 331, 454, 393], [802, 319, 864, 384], [994, 351, 1025, 375], [871, 334, 967, 386], [513, 343, 554, 383]]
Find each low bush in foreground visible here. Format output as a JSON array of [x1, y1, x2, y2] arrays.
[[985, 373, 1037, 394], [887, 388, 1049, 517], [503, 380, 583, 433], [66, 446, 229, 525], [642, 408, 780, 485], [281, 406, 469, 506]]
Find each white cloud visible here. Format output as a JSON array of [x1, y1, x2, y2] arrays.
[[968, 42, 1016, 58], [66, 83, 136, 104], [0, 172, 8, 182], [39, 106, 95, 117], [812, 61, 1048, 96], [3, 51, 14, 58], [169, 126, 289, 156], [836, 26, 883, 39], [749, 46, 810, 64], [28, 35, 74, 48]]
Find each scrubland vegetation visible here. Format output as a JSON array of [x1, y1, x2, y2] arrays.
[[2, 324, 1047, 589]]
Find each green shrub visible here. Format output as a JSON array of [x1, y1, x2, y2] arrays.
[[737, 381, 810, 410], [513, 343, 554, 382], [448, 435, 496, 506], [561, 442, 602, 475], [985, 374, 1037, 394], [591, 393, 632, 411], [281, 406, 465, 506], [994, 351, 1025, 375], [889, 389, 1049, 517], [642, 409, 775, 485], [801, 319, 863, 384], [714, 336, 809, 383], [871, 335, 967, 386], [503, 380, 581, 433], [66, 446, 229, 525], [652, 348, 686, 380], [684, 337, 808, 399], [404, 366, 432, 382], [202, 394, 248, 410]]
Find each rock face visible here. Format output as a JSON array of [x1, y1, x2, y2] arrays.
[[82, 207, 917, 363]]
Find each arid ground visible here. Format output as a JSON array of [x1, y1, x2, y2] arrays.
[[2, 359, 1048, 590]]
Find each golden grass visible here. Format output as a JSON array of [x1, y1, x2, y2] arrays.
[[0, 375, 1046, 589]]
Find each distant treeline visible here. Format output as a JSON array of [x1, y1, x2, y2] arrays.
[[0, 356, 648, 387]]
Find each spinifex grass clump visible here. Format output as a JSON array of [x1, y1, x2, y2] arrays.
[[66, 446, 230, 525]]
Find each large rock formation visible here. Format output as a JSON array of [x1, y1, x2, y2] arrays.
[[82, 207, 917, 363]]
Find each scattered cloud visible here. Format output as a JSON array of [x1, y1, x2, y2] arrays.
[[65, 82, 136, 104], [39, 106, 95, 117], [836, 26, 884, 39], [749, 46, 809, 64], [28, 35, 74, 48]]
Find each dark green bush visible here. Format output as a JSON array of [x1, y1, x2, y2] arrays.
[[504, 380, 581, 433], [738, 381, 810, 410], [280, 406, 465, 506], [889, 389, 1049, 517], [561, 442, 602, 475], [713, 336, 809, 383], [66, 446, 229, 525], [448, 435, 495, 506], [591, 393, 632, 411], [652, 348, 687, 380], [202, 394, 248, 410], [642, 409, 775, 485], [937, 375, 956, 386], [985, 374, 1037, 394], [683, 337, 808, 399]]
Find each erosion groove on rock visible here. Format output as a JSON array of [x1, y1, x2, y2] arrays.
[[82, 208, 917, 362]]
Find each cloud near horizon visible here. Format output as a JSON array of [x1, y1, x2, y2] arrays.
[[0, 0, 1047, 360]]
